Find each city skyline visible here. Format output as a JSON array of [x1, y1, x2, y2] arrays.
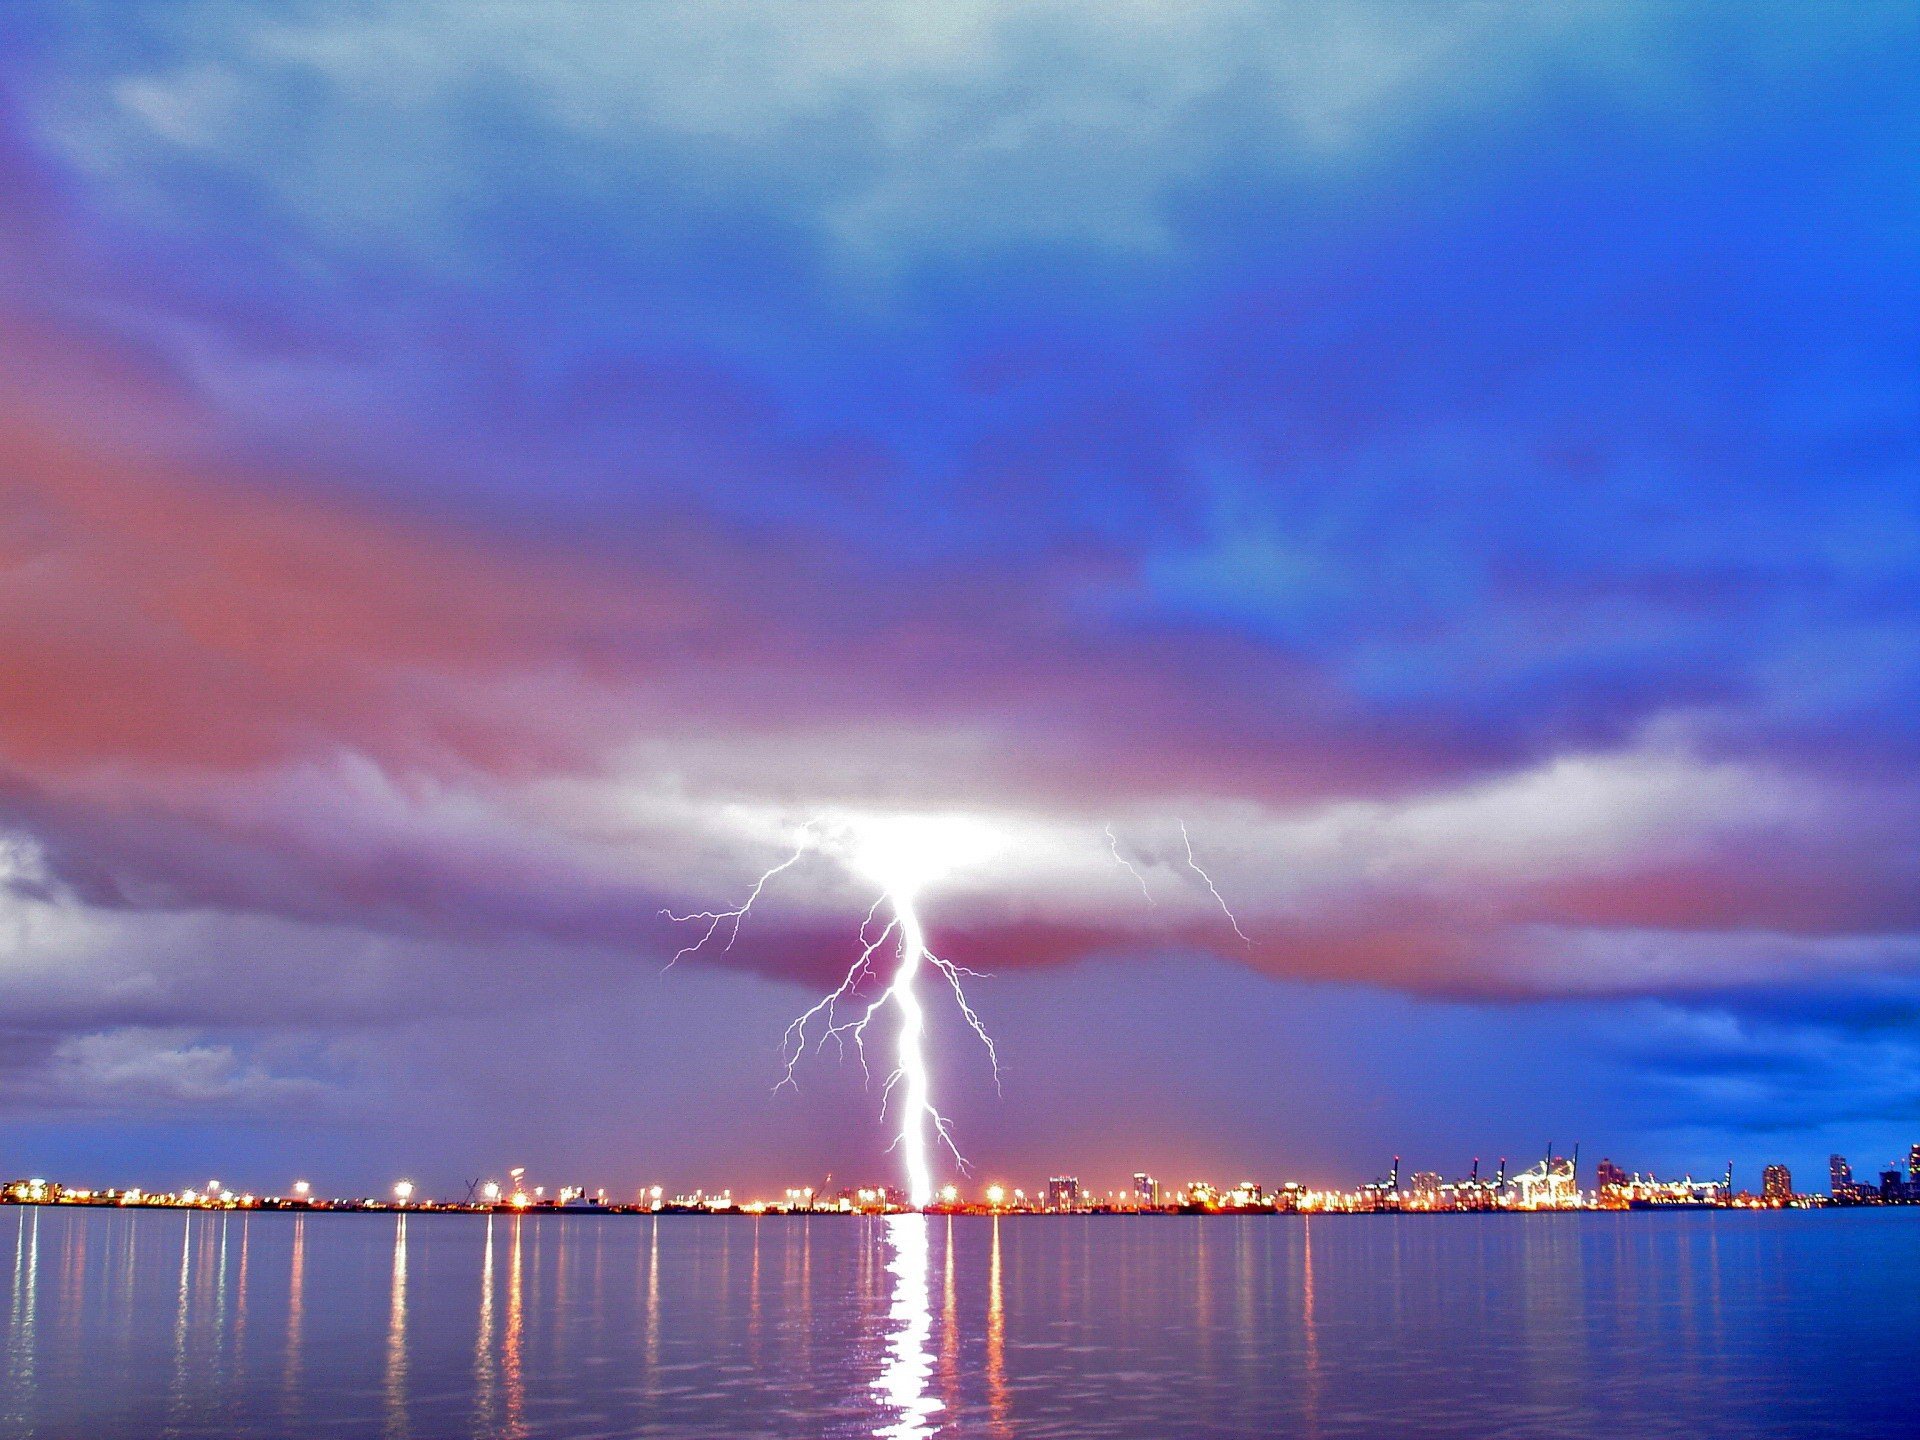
[[11, 1135, 1920, 1214], [11, 1140, 1920, 1214], [1, 4, 1919, 1198]]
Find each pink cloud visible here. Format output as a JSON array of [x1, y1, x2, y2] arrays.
[[0, 323, 1914, 1010]]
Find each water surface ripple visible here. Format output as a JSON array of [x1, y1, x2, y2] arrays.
[[1, 1207, 1913, 1438]]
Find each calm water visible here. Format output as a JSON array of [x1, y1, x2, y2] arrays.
[[1, 1206, 1914, 1438]]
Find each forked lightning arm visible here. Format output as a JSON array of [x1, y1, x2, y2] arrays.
[[659, 826, 817, 968]]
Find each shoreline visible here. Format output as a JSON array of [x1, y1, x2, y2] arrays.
[[6, 1199, 1904, 1218]]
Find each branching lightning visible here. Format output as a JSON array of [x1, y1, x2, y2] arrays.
[[1180, 819, 1250, 945], [666, 824, 999, 1210], [776, 895, 893, 1084]]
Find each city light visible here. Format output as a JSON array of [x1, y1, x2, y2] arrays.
[[2, 1143, 1914, 1217]]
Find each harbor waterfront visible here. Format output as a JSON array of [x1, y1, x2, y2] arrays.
[[4, 1204, 1916, 1440], [8, 1144, 1920, 1217]]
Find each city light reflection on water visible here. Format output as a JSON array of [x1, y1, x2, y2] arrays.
[[0, 1208, 1915, 1437], [385, 1215, 408, 1439]]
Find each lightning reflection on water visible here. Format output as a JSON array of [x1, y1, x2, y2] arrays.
[[873, 1213, 941, 1440]]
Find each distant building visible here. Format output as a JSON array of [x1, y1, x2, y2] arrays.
[[1761, 1165, 1792, 1203], [1131, 1173, 1159, 1208], [1881, 1170, 1907, 1203], [1830, 1155, 1853, 1199], [1045, 1176, 1082, 1212], [1595, 1158, 1628, 1193], [1909, 1143, 1920, 1189]]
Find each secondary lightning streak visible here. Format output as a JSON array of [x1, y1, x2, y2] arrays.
[[1104, 823, 1157, 906], [1180, 820, 1250, 945]]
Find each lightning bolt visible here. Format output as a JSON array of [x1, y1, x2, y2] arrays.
[[1105, 823, 1157, 907], [883, 887, 941, 1207], [780, 885, 993, 1205], [1180, 819, 1250, 945], [667, 827, 999, 1209]]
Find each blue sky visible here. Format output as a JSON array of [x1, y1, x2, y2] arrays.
[[0, 1, 1916, 1196]]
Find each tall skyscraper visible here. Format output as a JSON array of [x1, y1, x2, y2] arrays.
[[1762, 1164, 1791, 1203], [1829, 1155, 1852, 1199], [1045, 1176, 1082, 1212], [1131, 1172, 1158, 1208], [1908, 1143, 1919, 1188]]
